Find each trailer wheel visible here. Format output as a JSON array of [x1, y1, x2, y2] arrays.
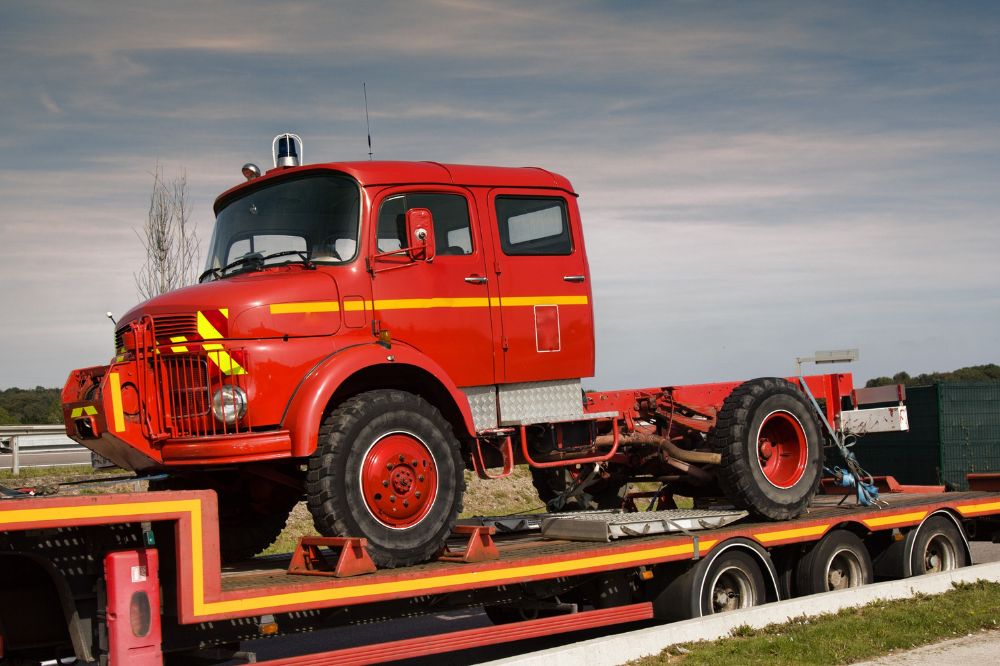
[[794, 530, 873, 596], [530, 466, 625, 511], [307, 389, 465, 568], [910, 516, 967, 575], [709, 378, 822, 520], [150, 471, 299, 563], [654, 548, 767, 620]]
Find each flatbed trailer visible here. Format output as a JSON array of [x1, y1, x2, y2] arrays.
[[3, 484, 1000, 665]]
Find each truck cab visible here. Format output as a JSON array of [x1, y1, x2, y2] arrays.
[[63, 144, 598, 565]]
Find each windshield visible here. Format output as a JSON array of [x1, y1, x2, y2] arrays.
[[203, 172, 360, 281]]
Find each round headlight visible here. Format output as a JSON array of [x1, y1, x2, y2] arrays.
[[211, 385, 247, 424]]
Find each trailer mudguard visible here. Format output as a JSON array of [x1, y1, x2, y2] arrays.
[[281, 341, 478, 457]]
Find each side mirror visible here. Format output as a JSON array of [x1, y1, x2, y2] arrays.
[[405, 208, 436, 261]]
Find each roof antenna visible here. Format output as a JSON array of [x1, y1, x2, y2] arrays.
[[363, 82, 374, 160]]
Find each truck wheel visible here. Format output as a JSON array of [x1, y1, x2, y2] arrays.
[[709, 378, 822, 520], [910, 516, 967, 575], [307, 389, 465, 568], [654, 548, 767, 620], [150, 472, 299, 564], [794, 530, 873, 596], [531, 467, 625, 511]]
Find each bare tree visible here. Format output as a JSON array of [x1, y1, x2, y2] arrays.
[[134, 163, 200, 300]]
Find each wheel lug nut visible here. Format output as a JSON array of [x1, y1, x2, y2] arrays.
[[415, 491, 421, 499], [418, 475, 424, 482], [387, 463, 393, 470], [389, 495, 396, 502], [399, 454, 405, 462], [411, 459, 418, 466], [403, 500, 409, 507], [382, 480, 389, 487]]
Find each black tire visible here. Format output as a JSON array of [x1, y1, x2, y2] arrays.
[[709, 378, 823, 520], [150, 471, 299, 563], [910, 515, 968, 575], [530, 466, 625, 511], [794, 530, 873, 596], [654, 548, 767, 621], [307, 389, 465, 568]]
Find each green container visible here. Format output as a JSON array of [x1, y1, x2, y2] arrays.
[[938, 382, 1000, 490], [850, 382, 1000, 490]]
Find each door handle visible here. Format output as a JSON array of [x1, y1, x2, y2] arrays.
[[563, 275, 586, 283], [464, 276, 488, 284]]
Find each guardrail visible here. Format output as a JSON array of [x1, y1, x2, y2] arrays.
[[0, 425, 91, 475]]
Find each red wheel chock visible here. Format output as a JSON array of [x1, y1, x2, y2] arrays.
[[438, 525, 500, 563], [287, 536, 377, 578]]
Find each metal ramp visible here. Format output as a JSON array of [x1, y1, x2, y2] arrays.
[[462, 507, 748, 542], [541, 508, 748, 542]]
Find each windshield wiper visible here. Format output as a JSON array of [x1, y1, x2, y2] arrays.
[[258, 250, 315, 269], [199, 251, 314, 283]]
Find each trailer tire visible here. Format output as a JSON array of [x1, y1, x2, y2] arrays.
[[307, 389, 465, 568], [654, 548, 767, 620], [910, 515, 967, 575], [709, 378, 822, 520], [150, 472, 298, 563], [794, 530, 873, 596]]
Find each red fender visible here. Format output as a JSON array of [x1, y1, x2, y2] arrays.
[[281, 342, 478, 457]]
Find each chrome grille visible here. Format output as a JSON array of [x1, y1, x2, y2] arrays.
[[157, 349, 250, 438], [163, 356, 211, 420]]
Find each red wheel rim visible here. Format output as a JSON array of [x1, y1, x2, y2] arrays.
[[360, 432, 438, 529], [755, 411, 808, 489]]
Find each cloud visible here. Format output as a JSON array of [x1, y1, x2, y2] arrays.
[[0, 1, 999, 389]]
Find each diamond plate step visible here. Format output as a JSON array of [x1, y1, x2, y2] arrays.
[[540, 508, 748, 542]]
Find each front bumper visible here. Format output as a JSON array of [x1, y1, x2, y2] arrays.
[[62, 363, 292, 472]]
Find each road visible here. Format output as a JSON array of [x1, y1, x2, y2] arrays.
[[225, 541, 1000, 665]]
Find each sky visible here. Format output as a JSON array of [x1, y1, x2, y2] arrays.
[[0, 1, 998, 391]]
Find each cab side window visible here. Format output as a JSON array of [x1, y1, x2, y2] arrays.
[[376, 193, 473, 255], [495, 197, 572, 256]]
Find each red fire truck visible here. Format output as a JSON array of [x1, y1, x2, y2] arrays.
[[0, 135, 991, 664], [62, 135, 910, 568]]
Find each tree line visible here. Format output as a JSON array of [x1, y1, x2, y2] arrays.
[[865, 363, 1000, 388], [0, 387, 63, 425]]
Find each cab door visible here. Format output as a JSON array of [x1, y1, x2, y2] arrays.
[[486, 190, 595, 383], [369, 188, 497, 387]]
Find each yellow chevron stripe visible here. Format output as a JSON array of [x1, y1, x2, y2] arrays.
[[197, 312, 245, 376]]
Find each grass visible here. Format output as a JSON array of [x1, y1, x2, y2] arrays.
[[630, 581, 1000, 666], [0, 464, 120, 481]]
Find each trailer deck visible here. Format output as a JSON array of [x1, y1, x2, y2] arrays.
[[4, 488, 999, 625]]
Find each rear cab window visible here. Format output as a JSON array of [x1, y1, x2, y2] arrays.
[[495, 197, 572, 256]]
